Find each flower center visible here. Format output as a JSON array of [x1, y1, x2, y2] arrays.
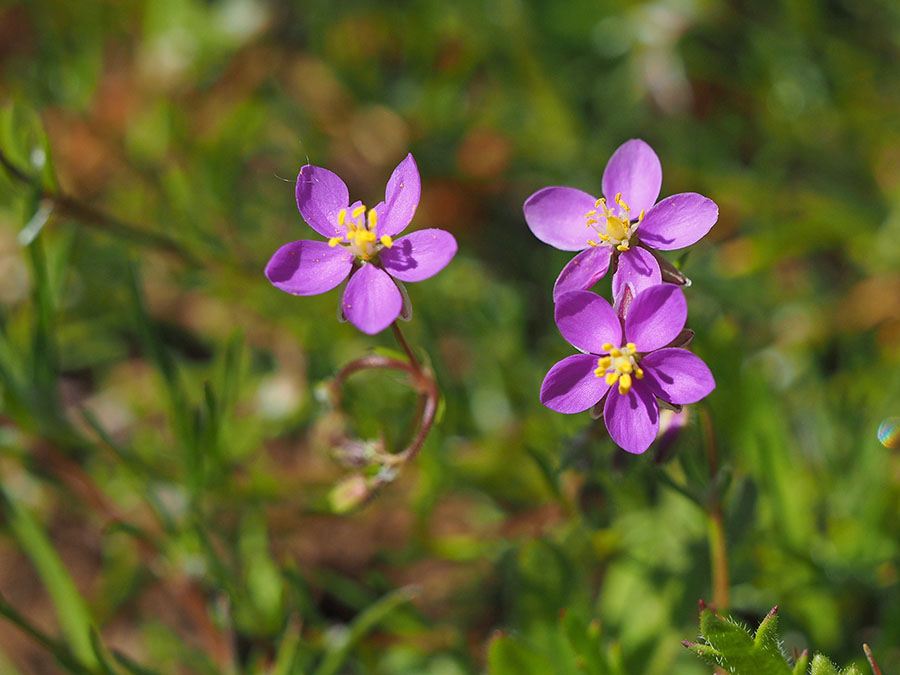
[[594, 342, 644, 395], [328, 204, 394, 260], [584, 193, 644, 252]]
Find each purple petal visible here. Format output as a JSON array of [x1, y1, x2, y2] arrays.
[[624, 284, 687, 353], [381, 229, 457, 282], [540, 354, 611, 414], [341, 264, 402, 335], [637, 192, 718, 251], [640, 348, 715, 405], [552, 246, 612, 301], [554, 291, 622, 354], [601, 139, 662, 215], [603, 380, 659, 454], [523, 186, 598, 251], [379, 154, 421, 238], [612, 247, 661, 300], [296, 165, 351, 239], [265, 240, 352, 295]]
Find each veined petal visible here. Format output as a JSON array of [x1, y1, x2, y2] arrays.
[[638, 192, 718, 250], [265, 240, 352, 295], [554, 290, 622, 354], [523, 186, 598, 251], [379, 154, 421, 238], [603, 380, 659, 454], [624, 284, 687, 353], [601, 139, 662, 216], [296, 165, 351, 239], [381, 229, 457, 282], [553, 246, 612, 301], [341, 264, 402, 335], [541, 353, 612, 414], [640, 348, 715, 405], [612, 247, 661, 300]]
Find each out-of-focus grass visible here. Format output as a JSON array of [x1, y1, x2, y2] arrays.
[[0, 0, 899, 672]]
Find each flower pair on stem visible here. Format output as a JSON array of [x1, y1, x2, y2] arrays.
[[526, 139, 718, 455]]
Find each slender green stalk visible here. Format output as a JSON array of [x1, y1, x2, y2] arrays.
[[701, 407, 730, 611]]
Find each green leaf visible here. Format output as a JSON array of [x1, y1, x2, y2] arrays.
[[810, 654, 841, 675], [689, 606, 792, 675], [0, 488, 98, 669], [487, 632, 556, 675], [312, 586, 416, 675]]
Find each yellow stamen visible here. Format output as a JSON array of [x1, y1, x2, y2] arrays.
[[626, 343, 636, 352], [618, 373, 632, 395], [635, 368, 644, 380], [594, 367, 604, 377], [367, 208, 378, 230], [605, 372, 619, 386], [597, 357, 611, 370], [380, 235, 393, 248], [601, 343, 614, 352], [587, 240, 598, 247], [620, 361, 633, 374], [585, 210, 597, 218], [638, 209, 645, 222], [614, 192, 622, 204], [328, 236, 343, 247], [351, 204, 366, 219], [337, 209, 346, 226], [616, 244, 629, 251], [610, 348, 622, 357]]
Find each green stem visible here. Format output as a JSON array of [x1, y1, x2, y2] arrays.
[[701, 407, 730, 610]]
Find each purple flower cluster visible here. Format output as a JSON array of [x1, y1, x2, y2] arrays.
[[526, 140, 717, 454], [266, 154, 457, 335]]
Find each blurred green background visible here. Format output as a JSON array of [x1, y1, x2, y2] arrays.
[[1, 0, 900, 672]]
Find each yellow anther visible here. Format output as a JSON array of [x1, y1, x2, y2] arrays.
[[620, 361, 633, 374], [618, 373, 632, 395], [367, 208, 378, 230], [380, 235, 393, 248], [635, 368, 644, 380], [614, 192, 622, 204], [587, 240, 598, 247], [616, 244, 629, 251], [585, 210, 597, 218], [351, 204, 367, 219], [626, 343, 636, 352], [337, 209, 347, 226], [638, 209, 645, 222], [597, 356, 611, 370], [597, 197, 606, 206], [586, 219, 598, 226], [605, 372, 619, 386], [358, 230, 376, 243], [594, 367, 605, 378], [328, 236, 343, 247], [601, 343, 615, 352], [610, 348, 622, 357]]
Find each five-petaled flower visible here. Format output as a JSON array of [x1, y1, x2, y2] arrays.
[[265, 154, 457, 334], [540, 285, 715, 454], [523, 139, 719, 302]]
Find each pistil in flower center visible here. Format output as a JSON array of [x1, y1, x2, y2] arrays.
[[584, 193, 644, 252], [594, 342, 644, 395], [328, 204, 394, 260]]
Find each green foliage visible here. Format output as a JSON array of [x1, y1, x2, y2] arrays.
[[686, 606, 875, 675]]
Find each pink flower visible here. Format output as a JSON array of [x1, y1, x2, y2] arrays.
[[265, 154, 457, 334], [540, 285, 715, 454], [523, 139, 718, 301]]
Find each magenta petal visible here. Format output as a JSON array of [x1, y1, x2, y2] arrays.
[[296, 165, 351, 239], [601, 139, 662, 215], [265, 240, 352, 295], [638, 193, 719, 250], [612, 247, 661, 300], [624, 284, 687, 353], [554, 291, 622, 354], [603, 380, 659, 454], [523, 186, 598, 251], [381, 229, 457, 282], [341, 264, 402, 335], [540, 354, 611, 414], [379, 154, 421, 238], [553, 246, 612, 301], [640, 348, 715, 405]]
